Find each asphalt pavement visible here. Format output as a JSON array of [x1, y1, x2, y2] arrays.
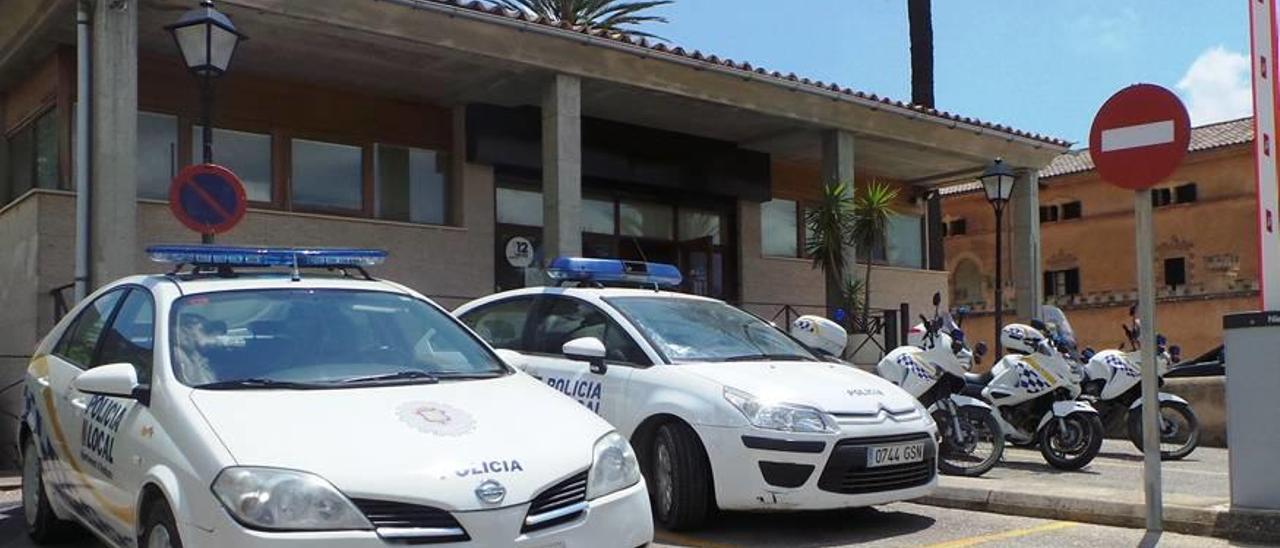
[[0, 491, 1241, 548]]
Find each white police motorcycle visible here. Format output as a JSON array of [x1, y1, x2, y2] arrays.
[[1079, 320, 1199, 460], [874, 294, 1004, 477], [966, 317, 1104, 470]]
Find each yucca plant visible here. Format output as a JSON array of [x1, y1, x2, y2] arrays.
[[805, 181, 857, 324], [851, 181, 900, 331], [493, 0, 673, 39]]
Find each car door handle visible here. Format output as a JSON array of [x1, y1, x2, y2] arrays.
[[69, 397, 89, 413]]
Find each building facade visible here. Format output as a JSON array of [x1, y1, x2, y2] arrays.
[[942, 117, 1257, 364], [0, 0, 1065, 463]]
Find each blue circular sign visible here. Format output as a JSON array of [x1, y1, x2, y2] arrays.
[[168, 164, 247, 235]]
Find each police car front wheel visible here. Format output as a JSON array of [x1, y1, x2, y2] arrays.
[[22, 437, 76, 544], [139, 498, 183, 548], [649, 422, 712, 530]]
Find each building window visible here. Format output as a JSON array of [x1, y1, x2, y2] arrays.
[[1060, 201, 1082, 220], [948, 219, 967, 236], [619, 199, 674, 240], [1152, 188, 1173, 207], [373, 144, 448, 225], [195, 126, 273, 203], [1174, 183, 1198, 204], [496, 187, 543, 227], [138, 112, 179, 199], [1039, 205, 1059, 223], [761, 198, 799, 257], [4, 109, 60, 203], [582, 196, 615, 234], [678, 208, 722, 245], [1044, 268, 1081, 297], [290, 138, 363, 211], [1164, 257, 1187, 288], [886, 213, 924, 269]]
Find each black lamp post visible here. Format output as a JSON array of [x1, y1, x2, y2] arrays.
[[980, 158, 1016, 355], [167, 0, 245, 243]]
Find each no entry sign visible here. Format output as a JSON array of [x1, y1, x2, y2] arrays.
[[169, 164, 247, 236], [1088, 84, 1191, 190]]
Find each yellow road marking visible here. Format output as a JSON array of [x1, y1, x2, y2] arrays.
[[923, 520, 1077, 548], [654, 531, 739, 548]]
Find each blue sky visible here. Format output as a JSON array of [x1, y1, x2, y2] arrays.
[[648, 1, 1251, 146]]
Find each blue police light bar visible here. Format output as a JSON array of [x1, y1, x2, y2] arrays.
[[146, 245, 387, 267], [546, 257, 682, 287]]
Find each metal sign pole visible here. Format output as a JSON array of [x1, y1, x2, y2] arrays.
[[1135, 188, 1162, 531]]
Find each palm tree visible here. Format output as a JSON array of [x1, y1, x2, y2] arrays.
[[493, 0, 673, 40], [850, 181, 900, 332], [805, 181, 857, 324]]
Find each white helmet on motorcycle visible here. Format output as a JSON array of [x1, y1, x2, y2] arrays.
[[1001, 323, 1044, 355], [791, 315, 848, 357]]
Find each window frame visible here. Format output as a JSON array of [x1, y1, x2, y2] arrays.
[[52, 287, 133, 370], [526, 294, 654, 368], [372, 142, 452, 226], [458, 295, 540, 352], [1164, 257, 1188, 288], [1174, 183, 1198, 204], [94, 287, 158, 383], [189, 119, 278, 207], [760, 198, 803, 258], [1060, 201, 1082, 220], [1044, 268, 1081, 297], [286, 131, 373, 217]]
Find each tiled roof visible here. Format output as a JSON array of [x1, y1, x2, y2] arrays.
[[421, 0, 1069, 147], [939, 116, 1254, 196]]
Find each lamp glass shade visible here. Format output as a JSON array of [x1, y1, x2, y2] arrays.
[[168, 4, 243, 77], [980, 160, 1016, 204]]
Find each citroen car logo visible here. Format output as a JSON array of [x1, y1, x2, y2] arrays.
[[475, 479, 506, 504]]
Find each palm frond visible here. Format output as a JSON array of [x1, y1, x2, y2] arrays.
[[804, 181, 856, 282], [851, 180, 900, 251], [492, 0, 671, 39]]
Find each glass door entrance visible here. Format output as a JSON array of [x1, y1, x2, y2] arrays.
[[495, 184, 736, 300]]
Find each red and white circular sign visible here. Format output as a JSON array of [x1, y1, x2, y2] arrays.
[[1088, 84, 1191, 190]]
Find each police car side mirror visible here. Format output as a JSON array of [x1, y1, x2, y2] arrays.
[[563, 337, 608, 375], [74, 363, 145, 403]]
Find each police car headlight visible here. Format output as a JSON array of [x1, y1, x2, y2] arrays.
[[723, 387, 838, 434], [212, 467, 371, 531], [587, 432, 641, 500]]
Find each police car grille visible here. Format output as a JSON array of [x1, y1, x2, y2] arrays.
[[351, 499, 469, 544], [522, 470, 589, 533], [816, 433, 936, 495]]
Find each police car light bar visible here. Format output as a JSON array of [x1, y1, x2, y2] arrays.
[[546, 257, 682, 287], [146, 245, 387, 268]]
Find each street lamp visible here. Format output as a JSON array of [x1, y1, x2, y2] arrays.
[[980, 158, 1016, 355], [167, 0, 245, 242]]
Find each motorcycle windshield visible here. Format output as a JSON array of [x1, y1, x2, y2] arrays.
[[1040, 305, 1078, 348]]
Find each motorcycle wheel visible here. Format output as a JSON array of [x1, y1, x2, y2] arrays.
[[935, 406, 1004, 477], [1039, 413, 1104, 471], [1127, 401, 1199, 461]]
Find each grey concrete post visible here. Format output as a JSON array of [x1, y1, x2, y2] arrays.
[[90, 0, 138, 287], [821, 130, 857, 317], [1012, 169, 1042, 320], [541, 74, 582, 263]]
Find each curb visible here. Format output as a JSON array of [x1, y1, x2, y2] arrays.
[[916, 484, 1278, 543]]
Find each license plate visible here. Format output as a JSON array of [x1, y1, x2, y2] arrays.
[[866, 442, 926, 468]]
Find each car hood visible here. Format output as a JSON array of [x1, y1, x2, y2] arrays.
[[189, 373, 610, 511], [679, 361, 920, 416]]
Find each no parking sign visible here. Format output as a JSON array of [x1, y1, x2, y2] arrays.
[[168, 164, 247, 237]]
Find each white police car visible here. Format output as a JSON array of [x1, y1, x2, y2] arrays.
[[455, 258, 938, 530], [18, 246, 652, 548]]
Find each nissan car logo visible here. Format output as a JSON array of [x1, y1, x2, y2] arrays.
[[475, 479, 506, 504]]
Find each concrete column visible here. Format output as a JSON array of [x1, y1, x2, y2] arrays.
[[90, 0, 138, 287], [541, 74, 582, 263], [1012, 169, 1042, 320], [821, 130, 857, 316]]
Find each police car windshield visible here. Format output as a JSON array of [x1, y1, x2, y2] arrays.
[[606, 297, 816, 363], [171, 289, 506, 388]]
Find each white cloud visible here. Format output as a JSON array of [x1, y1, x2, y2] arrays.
[[1177, 46, 1253, 125]]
